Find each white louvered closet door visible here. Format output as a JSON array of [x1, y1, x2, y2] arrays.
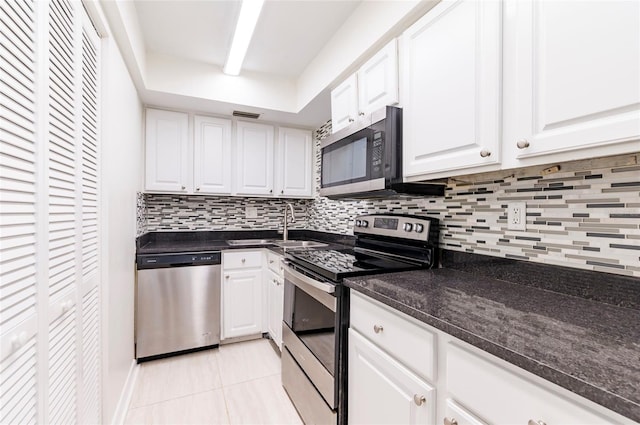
[[0, 0, 39, 423], [79, 8, 101, 425]]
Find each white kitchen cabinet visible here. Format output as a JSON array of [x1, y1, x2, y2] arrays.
[[503, 0, 640, 168], [193, 115, 232, 194], [357, 39, 399, 116], [276, 127, 313, 198], [235, 121, 275, 196], [446, 342, 620, 425], [349, 329, 436, 425], [331, 40, 399, 134], [145, 108, 190, 192], [266, 269, 284, 350], [402, 0, 502, 180], [330, 74, 359, 133], [222, 251, 263, 339]]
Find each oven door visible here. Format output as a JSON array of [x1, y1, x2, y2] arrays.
[[283, 264, 338, 409]]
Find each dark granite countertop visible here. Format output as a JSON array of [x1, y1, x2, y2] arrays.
[[345, 260, 640, 421], [136, 230, 354, 255]]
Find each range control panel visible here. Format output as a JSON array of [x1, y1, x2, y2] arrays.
[[137, 251, 221, 269], [353, 214, 437, 242]]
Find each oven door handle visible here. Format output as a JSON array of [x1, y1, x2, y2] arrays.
[[283, 262, 335, 294]]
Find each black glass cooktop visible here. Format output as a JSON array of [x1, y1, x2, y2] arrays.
[[286, 249, 424, 282]]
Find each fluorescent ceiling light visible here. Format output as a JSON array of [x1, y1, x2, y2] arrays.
[[224, 0, 265, 76]]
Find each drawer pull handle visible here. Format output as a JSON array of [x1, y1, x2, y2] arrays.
[[444, 418, 458, 425], [373, 324, 383, 334], [528, 421, 547, 425], [413, 394, 426, 406]]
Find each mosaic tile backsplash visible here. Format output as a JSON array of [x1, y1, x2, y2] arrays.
[[140, 120, 639, 277], [143, 195, 311, 233]]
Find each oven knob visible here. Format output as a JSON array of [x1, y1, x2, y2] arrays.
[[414, 223, 424, 233], [355, 220, 362, 227], [404, 223, 413, 232], [361, 220, 369, 228]]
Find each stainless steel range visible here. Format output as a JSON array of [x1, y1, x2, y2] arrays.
[[281, 214, 439, 425]]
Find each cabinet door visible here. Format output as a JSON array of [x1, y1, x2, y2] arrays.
[[402, 0, 502, 179], [504, 0, 640, 165], [145, 108, 189, 192], [331, 74, 358, 133], [222, 269, 263, 339], [349, 329, 435, 425], [194, 115, 232, 194], [267, 270, 284, 350], [235, 121, 274, 196], [357, 39, 399, 116], [276, 127, 313, 198]]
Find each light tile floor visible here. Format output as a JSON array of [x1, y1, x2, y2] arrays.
[[125, 339, 303, 424]]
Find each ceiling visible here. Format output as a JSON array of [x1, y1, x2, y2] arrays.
[[133, 0, 362, 78]]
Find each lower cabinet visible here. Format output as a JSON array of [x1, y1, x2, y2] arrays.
[[222, 251, 263, 339], [349, 292, 633, 425], [349, 329, 436, 425], [266, 269, 284, 350]]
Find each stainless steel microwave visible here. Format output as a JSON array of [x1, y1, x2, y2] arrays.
[[319, 106, 444, 199]]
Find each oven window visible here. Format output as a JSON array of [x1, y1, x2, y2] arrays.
[[322, 136, 367, 187], [284, 282, 336, 375]]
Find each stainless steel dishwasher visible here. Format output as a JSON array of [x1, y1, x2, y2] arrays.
[[136, 251, 221, 361]]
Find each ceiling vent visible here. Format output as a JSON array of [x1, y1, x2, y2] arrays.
[[232, 110, 261, 119]]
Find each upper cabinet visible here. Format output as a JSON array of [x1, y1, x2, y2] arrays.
[[276, 127, 313, 198], [402, 0, 502, 180], [331, 40, 399, 134], [330, 74, 358, 133], [194, 115, 232, 194], [357, 40, 399, 117], [235, 121, 275, 196], [144, 109, 314, 198], [145, 109, 190, 192], [502, 0, 640, 167]]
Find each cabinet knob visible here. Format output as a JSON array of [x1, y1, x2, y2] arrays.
[[413, 394, 426, 406], [281, 190, 284, 194], [269, 189, 273, 193], [225, 275, 229, 279], [480, 149, 491, 158], [181, 185, 186, 190], [373, 324, 384, 334], [348, 118, 355, 123], [269, 260, 274, 264], [359, 112, 365, 116], [444, 418, 458, 425], [241, 258, 246, 263], [528, 421, 547, 425], [196, 187, 200, 191], [11, 331, 28, 350], [517, 139, 530, 149]]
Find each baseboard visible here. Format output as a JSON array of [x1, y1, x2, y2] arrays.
[[111, 359, 139, 424]]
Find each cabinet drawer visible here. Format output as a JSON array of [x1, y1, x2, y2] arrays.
[[350, 292, 436, 383], [266, 251, 283, 275], [223, 250, 263, 269], [446, 342, 618, 425]]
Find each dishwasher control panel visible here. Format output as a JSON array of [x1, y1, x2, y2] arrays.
[[137, 251, 221, 269]]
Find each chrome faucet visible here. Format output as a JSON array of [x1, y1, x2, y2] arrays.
[[283, 203, 296, 241]]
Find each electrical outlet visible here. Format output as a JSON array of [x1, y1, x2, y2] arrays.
[[507, 202, 526, 231], [245, 207, 258, 219]]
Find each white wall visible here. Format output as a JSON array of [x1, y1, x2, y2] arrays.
[[100, 31, 144, 424]]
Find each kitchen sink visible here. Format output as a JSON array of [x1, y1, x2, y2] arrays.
[[226, 239, 278, 246], [273, 240, 328, 249]]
